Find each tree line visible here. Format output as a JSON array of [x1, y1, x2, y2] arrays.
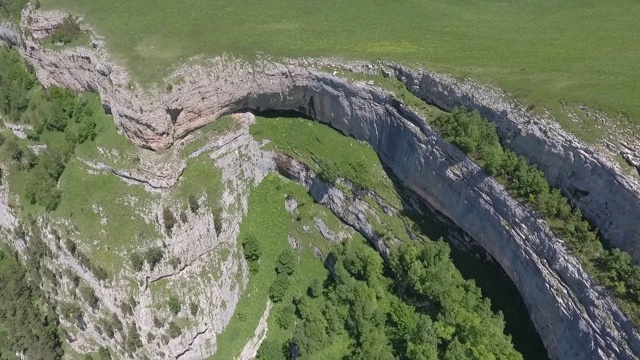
[[257, 240, 521, 360], [431, 108, 640, 326]]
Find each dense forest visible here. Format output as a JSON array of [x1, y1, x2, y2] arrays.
[[431, 108, 640, 326], [257, 240, 521, 360]]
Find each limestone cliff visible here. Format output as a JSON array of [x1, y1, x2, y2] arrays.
[[386, 65, 640, 263], [2, 5, 640, 360]]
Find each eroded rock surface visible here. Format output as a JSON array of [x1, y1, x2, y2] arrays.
[[386, 65, 640, 263]]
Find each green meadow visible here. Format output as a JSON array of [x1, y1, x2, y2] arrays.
[[40, 0, 640, 128]]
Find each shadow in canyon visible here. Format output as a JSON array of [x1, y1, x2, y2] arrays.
[[250, 110, 548, 359]]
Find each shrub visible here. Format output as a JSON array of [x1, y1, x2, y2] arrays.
[[167, 321, 182, 339], [79, 284, 99, 309], [188, 194, 199, 214], [307, 279, 323, 298], [168, 296, 181, 315], [275, 248, 297, 276], [242, 235, 261, 274], [50, 17, 83, 44], [130, 252, 144, 271], [144, 247, 163, 270], [269, 274, 290, 303], [163, 206, 176, 234], [5, 138, 22, 161], [97, 347, 111, 360], [125, 326, 142, 353], [189, 301, 199, 316]]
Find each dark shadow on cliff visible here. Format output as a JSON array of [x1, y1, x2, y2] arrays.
[[383, 166, 550, 360]]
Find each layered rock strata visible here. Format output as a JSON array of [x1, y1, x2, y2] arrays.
[[2, 5, 640, 359], [386, 65, 640, 262]]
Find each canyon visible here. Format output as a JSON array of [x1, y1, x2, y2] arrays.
[[2, 5, 640, 360]]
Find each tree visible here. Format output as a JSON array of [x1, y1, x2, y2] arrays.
[[275, 248, 297, 276], [242, 235, 261, 274], [275, 303, 296, 329], [269, 274, 290, 303], [307, 279, 323, 298], [50, 17, 83, 44], [256, 339, 286, 360]]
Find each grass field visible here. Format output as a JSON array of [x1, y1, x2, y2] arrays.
[[39, 0, 640, 127]]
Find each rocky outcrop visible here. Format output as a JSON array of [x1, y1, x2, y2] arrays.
[[2, 5, 640, 360], [0, 21, 20, 46], [386, 65, 640, 263]]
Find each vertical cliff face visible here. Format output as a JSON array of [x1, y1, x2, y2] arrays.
[[388, 66, 640, 263], [2, 6, 640, 359]]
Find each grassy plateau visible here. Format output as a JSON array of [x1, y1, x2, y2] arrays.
[[39, 0, 640, 130]]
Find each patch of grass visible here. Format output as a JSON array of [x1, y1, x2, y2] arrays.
[[53, 158, 160, 272], [179, 115, 240, 156], [251, 116, 401, 208], [176, 154, 223, 213], [209, 174, 334, 360], [38, 0, 640, 132]]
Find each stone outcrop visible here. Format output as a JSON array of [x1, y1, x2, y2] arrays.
[[386, 65, 640, 263], [2, 5, 640, 360]]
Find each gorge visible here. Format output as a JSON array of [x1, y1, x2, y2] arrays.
[[1, 5, 640, 360]]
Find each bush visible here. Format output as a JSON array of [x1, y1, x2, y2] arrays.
[[168, 296, 181, 315], [269, 274, 290, 303], [242, 235, 261, 274], [188, 194, 199, 214], [275, 248, 297, 276], [144, 247, 163, 270], [130, 252, 144, 271], [49, 17, 83, 44], [256, 339, 286, 360], [163, 206, 176, 234], [167, 321, 182, 339], [307, 279, 323, 298], [189, 301, 199, 316]]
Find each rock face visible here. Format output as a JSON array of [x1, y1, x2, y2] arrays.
[[386, 65, 640, 263], [2, 5, 640, 360]]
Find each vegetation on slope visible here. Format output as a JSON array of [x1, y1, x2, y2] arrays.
[[259, 239, 522, 360], [0, 0, 28, 20], [0, 246, 63, 360], [431, 108, 640, 326], [251, 115, 548, 358]]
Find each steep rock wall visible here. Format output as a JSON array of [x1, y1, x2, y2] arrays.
[[1, 6, 640, 359], [387, 65, 640, 262]]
